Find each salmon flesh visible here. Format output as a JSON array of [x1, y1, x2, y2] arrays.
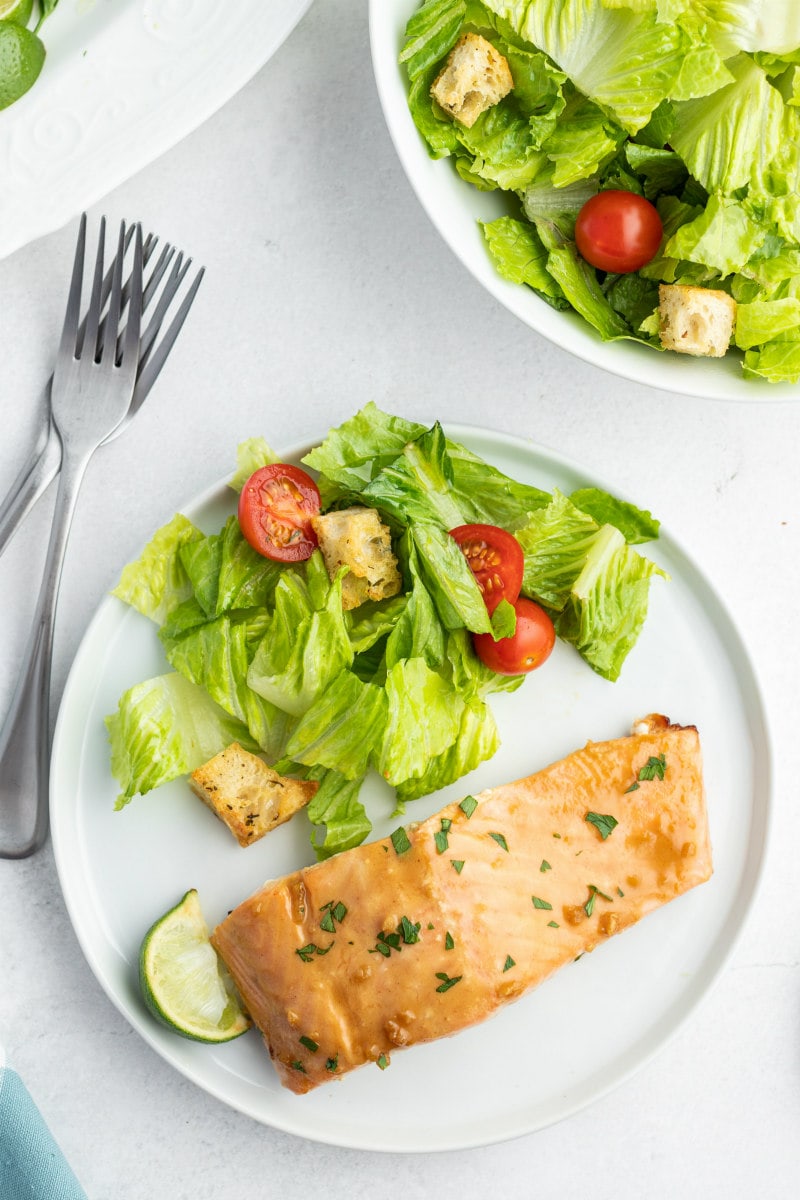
[[211, 714, 712, 1093]]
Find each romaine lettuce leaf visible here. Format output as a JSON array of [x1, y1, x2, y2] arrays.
[[485, 0, 689, 133], [734, 297, 800, 349], [569, 487, 660, 542], [395, 695, 500, 803], [379, 657, 464, 786], [554, 523, 668, 680], [160, 613, 293, 760], [517, 489, 601, 609], [409, 520, 492, 633], [228, 437, 278, 492], [247, 569, 354, 717], [106, 673, 257, 809], [669, 54, 783, 193], [399, 0, 466, 81], [305, 767, 373, 859], [546, 245, 633, 339], [111, 514, 202, 625], [285, 671, 388, 780], [302, 402, 423, 496]]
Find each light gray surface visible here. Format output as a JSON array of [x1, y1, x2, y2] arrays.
[[0, 2, 798, 1196]]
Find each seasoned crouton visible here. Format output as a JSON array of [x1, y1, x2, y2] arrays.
[[311, 506, 402, 611], [189, 743, 317, 847], [658, 283, 737, 358], [430, 33, 513, 129]]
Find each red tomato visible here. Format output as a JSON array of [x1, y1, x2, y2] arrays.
[[450, 523, 524, 614], [238, 463, 321, 561], [574, 190, 663, 274], [472, 597, 555, 675]]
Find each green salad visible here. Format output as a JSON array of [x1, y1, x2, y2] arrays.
[[106, 404, 665, 858], [401, 0, 800, 382]]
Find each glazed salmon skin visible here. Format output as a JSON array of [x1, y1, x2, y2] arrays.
[[211, 715, 712, 1093]]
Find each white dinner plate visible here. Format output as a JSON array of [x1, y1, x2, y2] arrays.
[[51, 425, 771, 1152], [0, 0, 313, 260]]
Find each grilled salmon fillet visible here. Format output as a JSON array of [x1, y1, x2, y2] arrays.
[[211, 714, 712, 1093]]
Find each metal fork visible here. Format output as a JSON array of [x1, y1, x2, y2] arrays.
[[0, 234, 203, 558], [0, 216, 145, 859]]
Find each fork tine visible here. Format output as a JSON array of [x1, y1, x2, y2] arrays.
[[102, 221, 127, 358], [81, 215, 107, 362], [143, 243, 175, 311], [120, 224, 144, 366], [57, 212, 87, 361], [134, 265, 204, 403], [136, 251, 192, 377]]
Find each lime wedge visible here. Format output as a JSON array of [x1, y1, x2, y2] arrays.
[[0, 0, 34, 25], [139, 889, 250, 1043], [0, 21, 45, 110]]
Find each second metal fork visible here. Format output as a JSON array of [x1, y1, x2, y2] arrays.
[[0, 216, 144, 859]]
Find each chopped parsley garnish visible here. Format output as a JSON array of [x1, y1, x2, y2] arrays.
[[400, 915, 421, 944], [585, 812, 618, 840], [584, 884, 613, 917], [531, 895, 553, 910], [489, 831, 509, 852], [295, 942, 334, 962], [391, 826, 411, 855], [617, 887, 625, 897], [552, 833, 562, 839], [451, 859, 465, 874], [445, 931, 454, 950], [435, 972, 462, 993], [540, 860, 551, 872], [325, 1055, 339, 1073], [434, 818, 451, 854], [319, 900, 348, 933], [369, 916, 421, 957], [547, 920, 560, 928], [459, 795, 478, 818], [638, 753, 667, 781], [299, 1036, 318, 1053], [625, 781, 640, 793], [290, 1060, 306, 1073], [377, 1054, 389, 1070], [502, 955, 515, 972]]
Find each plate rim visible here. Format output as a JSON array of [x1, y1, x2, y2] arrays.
[[0, 0, 314, 260], [50, 421, 774, 1151]]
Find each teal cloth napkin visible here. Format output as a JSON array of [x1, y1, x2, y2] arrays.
[[0, 1066, 88, 1200]]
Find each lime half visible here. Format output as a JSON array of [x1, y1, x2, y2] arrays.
[[0, 0, 34, 25], [0, 21, 45, 110], [139, 889, 250, 1043]]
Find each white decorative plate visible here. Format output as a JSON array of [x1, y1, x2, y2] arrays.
[[51, 426, 771, 1151], [0, 0, 312, 260]]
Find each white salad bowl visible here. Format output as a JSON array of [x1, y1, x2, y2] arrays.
[[369, 0, 800, 403]]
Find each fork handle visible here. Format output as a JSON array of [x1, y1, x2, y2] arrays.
[[0, 440, 93, 859], [0, 399, 62, 560]]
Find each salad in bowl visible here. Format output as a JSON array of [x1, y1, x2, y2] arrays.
[[371, 0, 800, 397]]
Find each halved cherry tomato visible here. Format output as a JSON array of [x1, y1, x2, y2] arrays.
[[472, 597, 555, 675], [574, 190, 663, 274], [238, 463, 321, 561], [450, 523, 524, 614]]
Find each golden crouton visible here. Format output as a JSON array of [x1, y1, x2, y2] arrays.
[[430, 33, 513, 128], [189, 743, 317, 847], [658, 283, 737, 358], [311, 506, 402, 611]]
